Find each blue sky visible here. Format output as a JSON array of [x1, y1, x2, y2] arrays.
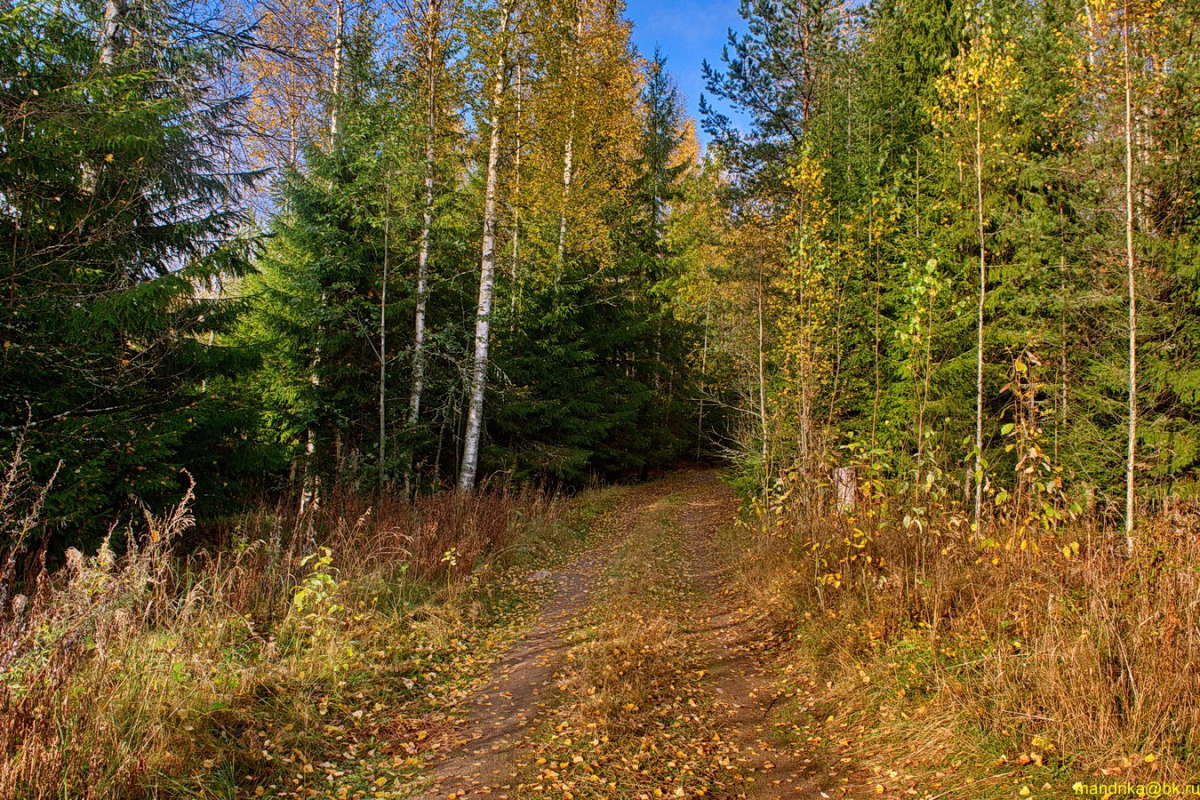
[[623, 0, 748, 144]]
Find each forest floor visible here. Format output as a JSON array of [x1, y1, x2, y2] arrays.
[[300, 469, 1073, 800], [0, 469, 1155, 798], [384, 469, 864, 800]]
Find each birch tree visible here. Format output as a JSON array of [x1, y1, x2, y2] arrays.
[[1120, 0, 1136, 546], [931, 21, 1020, 528], [239, 0, 344, 173], [554, 3, 584, 276], [458, 0, 517, 490], [401, 0, 460, 428], [1076, 0, 1167, 546]]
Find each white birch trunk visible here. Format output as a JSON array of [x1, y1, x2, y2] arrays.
[[833, 466, 856, 512], [458, 1, 512, 491], [1122, 4, 1137, 549], [329, 0, 346, 140], [555, 12, 584, 275], [556, 140, 575, 273], [972, 95, 986, 530], [409, 0, 440, 427], [299, 428, 319, 513], [757, 273, 769, 502], [510, 59, 523, 315], [98, 0, 126, 65], [379, 215, 389, 478], [1083, 0, 1098, 68]]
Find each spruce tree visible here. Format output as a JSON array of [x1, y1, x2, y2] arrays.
[[0, 0, 259, 539]]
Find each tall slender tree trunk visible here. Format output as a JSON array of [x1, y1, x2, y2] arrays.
[[757, 272, 769, 502], [98, 0, 126, 65], [329, 0, 346, 141], [556, 12, 584, 277], [299, 395, 320, 512], [697, 303, 710, 460], [973, 93, 986, 529], [410, 0, 441, 428], [510, 59, 523, 316], [1122, 3, 1137, 549], [919, 281, 933, 465], [556, 136, 575, 277], [1083, 0, 1099, 68], [870, 198, 881, 449], [301, 0, 347, 511], [1057, 251, 1068, 462], [795, 194, 812, 469], [914, 152, 931, 467], [824, 271, 846, 430], [798, 296, 812, 468], [458, 1, 512, 491], [379, 214, 389, 480], [287, 120, 298, 170]]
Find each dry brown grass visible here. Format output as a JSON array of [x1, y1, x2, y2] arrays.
[[735, 471, 1200, 784], [0, 445, 575, 800]]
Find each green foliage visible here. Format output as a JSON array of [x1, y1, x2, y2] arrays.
[[699, 0, 1200, 514], [490, 277, 690, 483], [0, 1, 262, 542], [238, 19, 700, 492]]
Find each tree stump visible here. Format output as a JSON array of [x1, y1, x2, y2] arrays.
[[833, 466, 857, 512]]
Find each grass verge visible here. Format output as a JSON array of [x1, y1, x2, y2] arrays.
[[717, 469, 1200, 800]]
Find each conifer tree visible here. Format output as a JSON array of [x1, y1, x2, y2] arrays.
[[238, 16, 423, 491], [0, 0, 261, 538], [930, 14, 1022, 525], [400, 0, 462, 432]]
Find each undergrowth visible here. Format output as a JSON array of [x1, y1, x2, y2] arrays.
[[725, 461, 1200, 798], [0, 442, 612, 800]]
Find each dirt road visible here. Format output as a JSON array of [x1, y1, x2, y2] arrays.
[[410, 470, 838, 799]]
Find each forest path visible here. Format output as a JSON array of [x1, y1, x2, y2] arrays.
[[410, 469, 845, 799], [412, 478, 667, 798]]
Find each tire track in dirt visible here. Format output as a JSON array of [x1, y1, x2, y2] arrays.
[[673, 476, 831, 798]]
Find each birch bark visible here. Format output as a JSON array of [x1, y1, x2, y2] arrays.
[[458, 0, 514, 491], [410, 0, 442, 427], [1122, 2, 1137, 549]]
